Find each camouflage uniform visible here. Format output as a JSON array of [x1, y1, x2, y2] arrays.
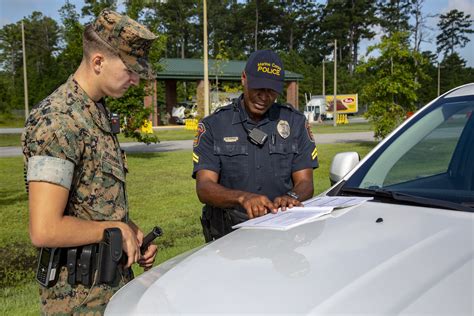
[[21, 8, 157, 316], [22, 76, 131, 315]]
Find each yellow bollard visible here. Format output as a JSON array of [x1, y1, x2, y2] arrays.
[[140, 120, 153, 134]]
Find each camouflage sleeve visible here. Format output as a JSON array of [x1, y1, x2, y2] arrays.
[[24, 113, 84, 189], [27, 156, 74, 189]]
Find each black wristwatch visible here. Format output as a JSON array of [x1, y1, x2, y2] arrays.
[[286, 190, 299, 201]]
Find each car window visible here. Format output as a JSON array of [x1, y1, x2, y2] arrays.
[[377, 106, 470, 187], [345, 96, 474, 204]]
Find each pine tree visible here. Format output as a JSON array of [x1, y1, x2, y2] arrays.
[[378, 0, 412, 35], [436, 9, 474, 57]]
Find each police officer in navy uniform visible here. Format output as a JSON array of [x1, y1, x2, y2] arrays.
[[193, 50, 319, 242]]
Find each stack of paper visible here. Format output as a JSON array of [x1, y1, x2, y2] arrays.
[[233, 196, 372, 231]]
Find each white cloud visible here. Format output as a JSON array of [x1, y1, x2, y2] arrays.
[[446, 0, 474, 15]]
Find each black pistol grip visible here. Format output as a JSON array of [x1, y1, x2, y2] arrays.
[[140, 226, 163, 254]]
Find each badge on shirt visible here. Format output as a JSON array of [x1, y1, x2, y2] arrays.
[[277, 120, 290, 139], [193, 123, 206, 147]]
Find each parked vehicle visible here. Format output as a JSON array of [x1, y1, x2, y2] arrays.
[[304, 95, 330, 121], [171, 101, 197, 125], [304, 94, 358, 121], [106, 84, 474, 315]]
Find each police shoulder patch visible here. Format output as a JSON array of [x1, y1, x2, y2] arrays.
[[193, 122, 206, 147], [305, 120, 315, 143]]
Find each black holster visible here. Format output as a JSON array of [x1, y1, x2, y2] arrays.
[[97, 227, 122, 285], [66, 228, 123, 287], [201, 205, 248, 242]]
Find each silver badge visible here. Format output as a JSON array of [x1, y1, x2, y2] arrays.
[[277, 120, 290, 139]]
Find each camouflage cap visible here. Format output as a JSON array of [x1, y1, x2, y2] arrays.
[[93, 9, 157, 79]]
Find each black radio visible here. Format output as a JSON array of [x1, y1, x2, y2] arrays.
[[248, 128, 268, 146], [36, 247, 61, 287], [110, 113, 120, 134]]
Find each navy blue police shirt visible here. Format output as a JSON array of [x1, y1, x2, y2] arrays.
[[192, 95, 319, 208]]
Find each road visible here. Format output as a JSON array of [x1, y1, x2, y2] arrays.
[[0, 132, 375, 157]]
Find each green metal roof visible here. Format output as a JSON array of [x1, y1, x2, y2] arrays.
[[156, 58, 303, 81]]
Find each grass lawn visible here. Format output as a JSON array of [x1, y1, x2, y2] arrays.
[[0, 134, 22, 147], [0, 114, 24, 128], [312, 122, 372, 134], [0, 142, 376, 314]]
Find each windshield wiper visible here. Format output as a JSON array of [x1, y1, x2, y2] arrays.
[[340, 187, 473, 213]]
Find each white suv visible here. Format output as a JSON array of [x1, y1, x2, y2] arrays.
[[106, 84, 474, 316]]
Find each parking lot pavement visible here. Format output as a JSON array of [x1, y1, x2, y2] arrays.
[[0, 128, 23, 134], [0, 132, 375, 158], [314, 131, 375, 144]]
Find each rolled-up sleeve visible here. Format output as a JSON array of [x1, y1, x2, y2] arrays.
[[27, 156, 75, 189], [24, 114, 83, 189]]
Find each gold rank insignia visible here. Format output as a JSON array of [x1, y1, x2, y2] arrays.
[[277, 120, 290, 139], [192, 152, 199, 163], [311, 147, 318, 160]]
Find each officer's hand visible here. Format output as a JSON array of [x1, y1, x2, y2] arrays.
[[117, 223, 140, 268], [273, 195, 302, 211], [138, 244, 158, 271], [240, 193, 276, 218]]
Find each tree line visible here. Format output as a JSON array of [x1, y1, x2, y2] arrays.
[[0, 0, 473, 139]]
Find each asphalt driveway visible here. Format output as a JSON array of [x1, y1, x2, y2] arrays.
[[0, 132, 375, 157]]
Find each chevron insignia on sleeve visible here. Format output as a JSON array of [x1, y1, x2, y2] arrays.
[[311, 147, 318, 160], [192, 152, 199, 163]]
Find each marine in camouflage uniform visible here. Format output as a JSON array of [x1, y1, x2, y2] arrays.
[[22, 9, 157, 315]]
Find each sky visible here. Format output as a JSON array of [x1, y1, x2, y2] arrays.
[[0, 0, 473, 66]]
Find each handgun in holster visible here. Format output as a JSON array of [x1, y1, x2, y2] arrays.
[[97, 227, 122, 285], [200, 206, 213, 243], [66, 228, 122, 287], [201, 206, 248, 242]]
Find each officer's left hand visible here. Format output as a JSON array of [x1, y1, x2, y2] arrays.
[[273, 195, 302, 211], [138, 244, 158, 271]]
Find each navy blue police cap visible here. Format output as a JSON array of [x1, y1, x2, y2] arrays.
[[244, 49, 285, 94]]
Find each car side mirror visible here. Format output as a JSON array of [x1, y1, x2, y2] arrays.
[[329, 152, 360, 185]]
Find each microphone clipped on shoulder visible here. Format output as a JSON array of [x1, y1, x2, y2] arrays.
[[110, 113, 120, 134]]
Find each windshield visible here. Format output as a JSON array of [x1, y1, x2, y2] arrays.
[[342, 88, 474, 207]]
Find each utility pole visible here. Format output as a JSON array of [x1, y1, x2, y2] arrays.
[[322, 58, 325, 98], [21, 20, 29, 119], [437, 62, 441, 96], [203, 0, 209, 117], [333, 39, 337, 127]]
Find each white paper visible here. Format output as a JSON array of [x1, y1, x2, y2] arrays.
[[302, 196, 373, 209], [233, 207, 333, 231], [232, 196, 373, 230]]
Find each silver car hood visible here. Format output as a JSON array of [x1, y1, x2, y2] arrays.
[[106, 202, 473, 315]]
